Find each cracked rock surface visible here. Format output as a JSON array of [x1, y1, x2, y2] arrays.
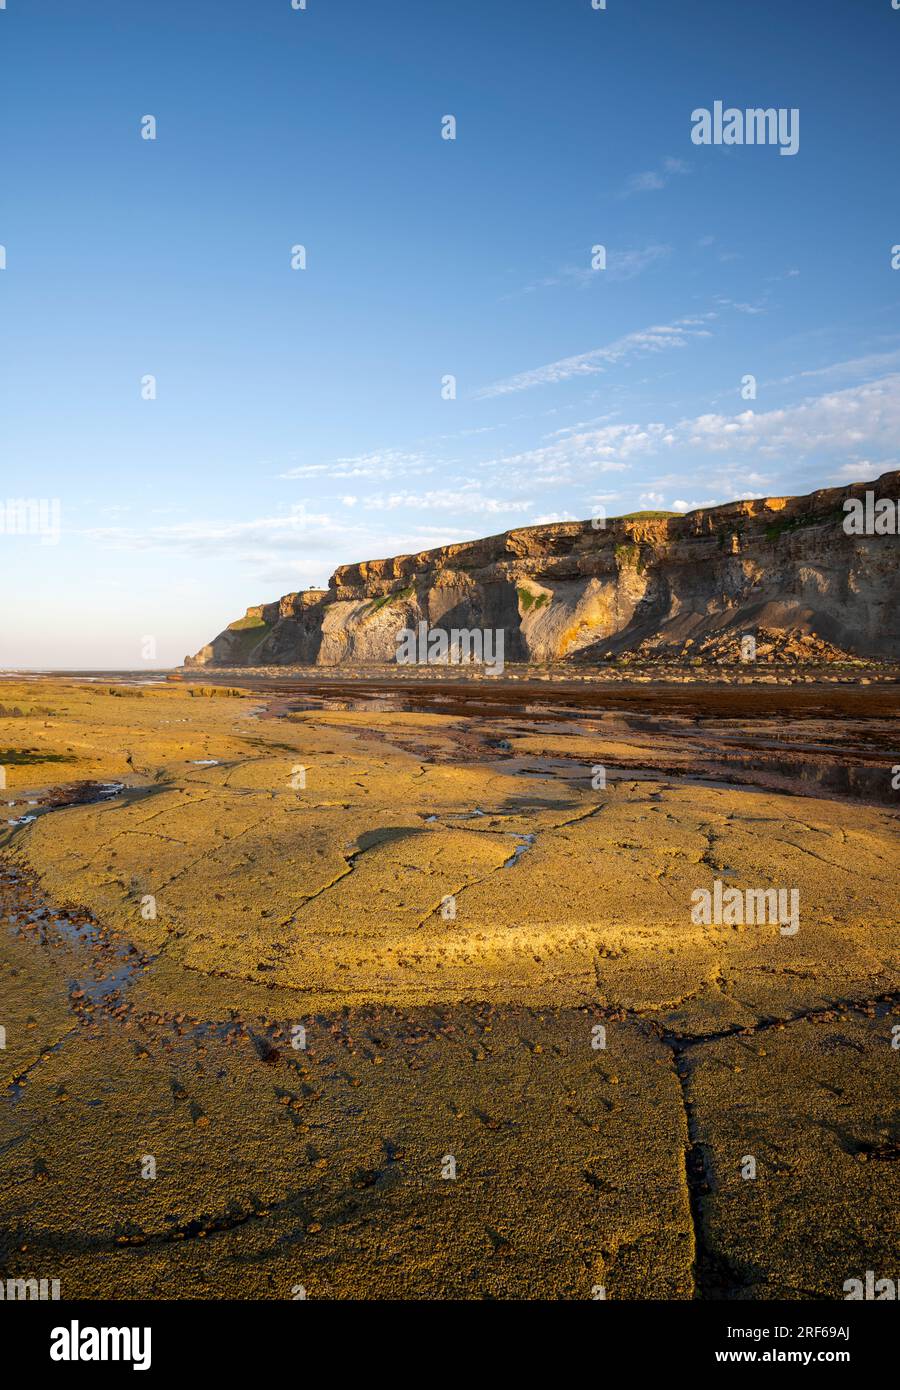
[[0, 677, 897, 1298]]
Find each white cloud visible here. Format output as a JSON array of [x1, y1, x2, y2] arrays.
[[480, 428, 640, 485], [543, 414, 618, 438], [607, 245, 671, 281], [504, 245, 671, 299], [621, 156, 690, 196], [85, 506, 355, 558], [280, 450, 430, 481], [714, 295, 768, 315], [835, 459, 898, 480], [480, 374, 900, 498], [74, 372, 900, 615], [363, 486, 532, 515], [681, 374, 900, 457], [777, 349, 900, 387], [532, 374, 900, 466], [80, 506, 483, 593], [476, 317, 714, 399]]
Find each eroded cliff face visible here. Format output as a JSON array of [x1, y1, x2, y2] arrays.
[[185, 473, 900, 667]]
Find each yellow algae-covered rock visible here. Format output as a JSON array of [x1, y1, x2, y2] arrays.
[[686, 1014, 900, 1298], [0, 676, 897, 1300]]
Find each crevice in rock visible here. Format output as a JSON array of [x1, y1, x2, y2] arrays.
[[644, 989, 900, 1299]]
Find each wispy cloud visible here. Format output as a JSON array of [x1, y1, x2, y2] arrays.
[[696, 234, 742, 264], [625, 374, 897, 464], [476, 316, 714, 399], [607, 245, 672, 281], [775, 348, 900, 387], [835, 459, 898, 480], [85, 506, 356, 557], [280, 450, 431, 481], [621, 156, 690, 197], [481, 430, 652, 483], [478, 373, 900, 496], [362, 485, 532, 515], [78, 378, 900, 602], [81, 495, 517, 583], [680, 374, 900, 457], [714, 294, 768, 316], [503, 244, 671, 299]]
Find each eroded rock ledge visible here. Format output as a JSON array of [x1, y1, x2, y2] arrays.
[[186, 473, 900, 668]]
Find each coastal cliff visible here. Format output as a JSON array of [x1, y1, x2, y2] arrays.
[[185, 472, 900, 667]]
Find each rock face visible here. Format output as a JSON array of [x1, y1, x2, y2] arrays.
[[186, 473, 900, 667]]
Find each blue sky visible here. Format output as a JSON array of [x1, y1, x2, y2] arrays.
[[2, 0, 899, 667]]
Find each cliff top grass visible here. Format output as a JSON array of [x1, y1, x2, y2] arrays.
[[228, 613, 268, 631], [615, 509, 677, 519]]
